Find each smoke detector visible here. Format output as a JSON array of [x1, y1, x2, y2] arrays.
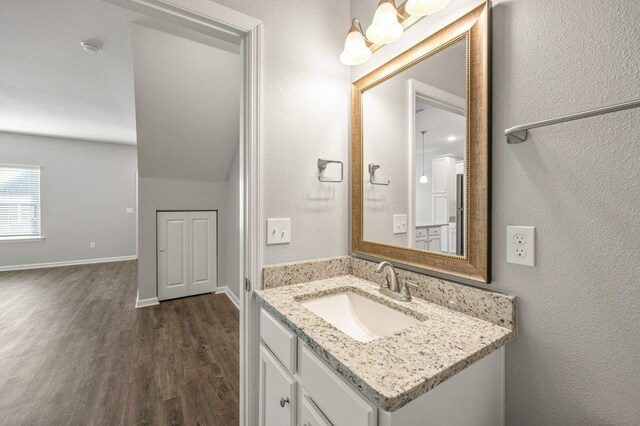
[[80, 41, 101, 53]]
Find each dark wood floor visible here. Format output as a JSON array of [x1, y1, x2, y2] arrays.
[[0, 261, 239, 426]]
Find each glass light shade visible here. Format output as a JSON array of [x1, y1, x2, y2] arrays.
[[405, 0, 450, 17], [419, 175, 429, 184], [340, 29, 372, 65], [365, 1, 403, 45]]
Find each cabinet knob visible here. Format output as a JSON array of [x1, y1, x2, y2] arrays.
[[280, 397, 289, 407]]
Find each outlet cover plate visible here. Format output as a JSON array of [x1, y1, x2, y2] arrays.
[[393, 214, 407, 234], [267, 218, 291, 245], [507, 226, 535, 266]]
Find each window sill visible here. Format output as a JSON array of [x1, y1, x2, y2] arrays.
[[0, 236, 46, 244]]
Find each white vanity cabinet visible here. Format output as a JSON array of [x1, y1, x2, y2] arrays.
[[259, 308, 505, 426]]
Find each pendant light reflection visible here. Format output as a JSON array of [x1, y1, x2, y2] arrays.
[[340, 19, 372, 65], [366, 0, 403, 45], [405, 0, 450, 17], [420, 130, 429, 184]]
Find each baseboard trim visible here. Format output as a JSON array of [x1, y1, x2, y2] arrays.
[[215, 286, 240, 309], [0, 255, 138, 272], [135, 296, 160, 309]]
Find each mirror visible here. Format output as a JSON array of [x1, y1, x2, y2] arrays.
[[362, 38, 467, 257], [352, 3, 490, 283]]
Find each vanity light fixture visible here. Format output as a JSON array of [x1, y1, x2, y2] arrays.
[[420, 130, 429, 184], [341, 0, 450, 65], [405, 0, 450, 17], [366, 0, 403, 45], [340, 19, 372, 65]]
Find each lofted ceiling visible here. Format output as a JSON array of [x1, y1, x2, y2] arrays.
[[0, 0, 146, 144]]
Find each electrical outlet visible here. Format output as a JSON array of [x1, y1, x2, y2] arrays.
[[126, 207, 134, 214], [267, 218, 291, 245], [90, 242, 96, 249], [393, 214, 407, 234], [507, 226, 535, 266]]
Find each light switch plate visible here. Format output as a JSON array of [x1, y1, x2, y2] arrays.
[[507, 226, 535, 266], [267, 218, 291, 245], [126, 207, 134, 214], [393, 214, 407, 234]]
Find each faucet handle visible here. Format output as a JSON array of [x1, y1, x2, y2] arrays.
[[401, 280, 419, 301], [375, 270, 390, 289]]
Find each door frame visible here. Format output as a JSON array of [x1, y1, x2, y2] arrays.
[[104, 1, 263, 424]]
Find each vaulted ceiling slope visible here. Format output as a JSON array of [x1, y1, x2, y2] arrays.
[[132, 23, 241, 182], [0, 0, 145, 144]]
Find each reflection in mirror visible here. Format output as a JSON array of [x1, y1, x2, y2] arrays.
[[362, 38, 467, 257]]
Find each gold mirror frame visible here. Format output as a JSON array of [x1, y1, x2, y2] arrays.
[[351, 2, 490, 283]]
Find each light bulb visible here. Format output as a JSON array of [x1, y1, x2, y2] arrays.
[[420, 175, 429, 184], [340, 27, 372, 65], [447, 135, 456, 141], [405, 0, 450, 17], [366, 0, 403, 45]]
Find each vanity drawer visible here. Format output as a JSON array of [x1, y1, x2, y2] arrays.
[[299, 344, 376, 426], [415, 228, 428, 237], [260, 308, 297, 374], [428, 227, 442, 236]]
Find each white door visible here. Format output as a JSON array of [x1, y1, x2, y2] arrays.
[[188, 211, 217, 296], [259, 346, 296, 426], [158, 212, 189, 300], [158, 211, 217, 301]]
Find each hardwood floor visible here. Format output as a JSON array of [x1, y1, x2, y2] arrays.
[[0, 261, 239, 425]]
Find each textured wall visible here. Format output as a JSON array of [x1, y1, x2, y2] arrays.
[[213, 0, 351, 265], [0, 132, 137, 267], [350, 0, 640, 424], [491, 1, 640, 424]]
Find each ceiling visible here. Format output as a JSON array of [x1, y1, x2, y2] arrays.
[[132, 23, 241, 182], [0, 0, 149, 144]]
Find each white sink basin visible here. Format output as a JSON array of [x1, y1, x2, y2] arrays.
[[301, 292, 422, 343]]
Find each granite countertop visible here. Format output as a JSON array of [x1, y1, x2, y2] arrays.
[[255, 275, 515, 412]]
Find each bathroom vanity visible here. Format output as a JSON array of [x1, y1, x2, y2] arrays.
[[255, 256, 516, 426]]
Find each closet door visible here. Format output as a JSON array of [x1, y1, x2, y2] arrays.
[[158, 212, 189, 300], [188, 211, 217, 296]]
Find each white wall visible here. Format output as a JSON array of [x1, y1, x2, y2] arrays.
[[214, 0, 351, 266], [132, 23, 242, 301], [0, 132, 137, 268], [351, 0, 640, 424]]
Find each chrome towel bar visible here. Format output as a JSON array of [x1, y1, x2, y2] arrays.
[[505, 99, 640, 144]]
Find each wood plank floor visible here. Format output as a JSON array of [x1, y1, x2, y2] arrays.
[[0, 260, 239, 426]]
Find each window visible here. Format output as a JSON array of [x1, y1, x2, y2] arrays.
[[0, 165, 41, 239]]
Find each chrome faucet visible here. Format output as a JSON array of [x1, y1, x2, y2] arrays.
[[375, 261, 412, 302]]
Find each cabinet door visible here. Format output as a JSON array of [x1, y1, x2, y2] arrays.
[[260, 346, 296, 426], [188, 211, 217, 296], [432, 157, 449, 193], [301, 393, 332, 426], [428, 236, 441, 252], [432, 194, 448, 224]]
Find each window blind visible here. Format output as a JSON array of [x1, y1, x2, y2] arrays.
[[0, 166, 41, 238]]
